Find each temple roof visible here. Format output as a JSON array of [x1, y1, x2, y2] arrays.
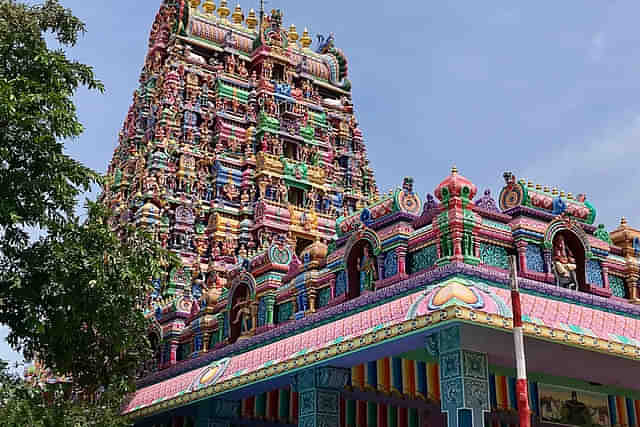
[[123, 273, 640, 419]]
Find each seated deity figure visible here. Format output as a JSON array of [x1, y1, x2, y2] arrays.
[[553, 235, 578, 289], [358, 246, 377, 292]]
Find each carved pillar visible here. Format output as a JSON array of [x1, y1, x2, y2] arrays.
[[601, 262, 611, 294], [216, 313, 224, 344], [515, 240, 528, 273], [329, 277, 336, 299], [293, 366, 350, 427], [250, 300, 258, 332], [170, 341, 178, 366], [194, 399, 240, 427], [308, 288, 317, 313], [427, 326, 490, 427], [452, 230, 463, 259], [543, 247, 555, 283], [264, 291, 276, 325], [202, 332, 209, 353], [376, 253, 385, 285], [396, 246, 407, 277], [627, 272, 640, 302]]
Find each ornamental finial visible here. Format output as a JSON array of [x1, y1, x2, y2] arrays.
[[203, 0, 216, 14], [218, 0, 230, 20], [246, 8, 257, 29], [288, 24, 299, 44], [451, 165, 458, 175], [300, 28, 312, 48], [232, 4, 243, 24], [621, 217, 628, 226]]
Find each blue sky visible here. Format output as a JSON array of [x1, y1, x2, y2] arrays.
[[3, 1, 640, 363]]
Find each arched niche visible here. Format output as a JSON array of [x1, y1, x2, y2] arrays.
[[544, 218, 591, 291], [343, 227, 382, 299], [226, 271, 257, 343]]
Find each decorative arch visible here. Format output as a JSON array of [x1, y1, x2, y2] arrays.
[[226, 271, 257, 343], [543, 217, 591, 255], [343, 227, 382, 300], [543, 217, 591, 291], [342, 227, 382, 266], [226, 271, 257, 309]]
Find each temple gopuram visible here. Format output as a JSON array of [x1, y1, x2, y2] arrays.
[[103, 1, 640, 426]]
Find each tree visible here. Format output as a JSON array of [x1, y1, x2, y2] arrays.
[[2, 201, 175, 393], [0, 203, 176, 427], [0, 1, 178, 424], [0, 0, 101, 246], [0, 360, 128, 427]]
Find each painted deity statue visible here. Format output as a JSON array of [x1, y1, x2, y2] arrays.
[[358, 246, 377, 292], [232, 297, 252, 335], [553, 235, 578, 289]]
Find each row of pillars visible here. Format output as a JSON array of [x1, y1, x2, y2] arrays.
[[153, 326, 492, 427]]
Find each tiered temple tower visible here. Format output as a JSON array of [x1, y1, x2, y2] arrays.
[[102, 0, 376, 330]]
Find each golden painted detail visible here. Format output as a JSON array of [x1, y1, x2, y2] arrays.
[[203, 0, 215, 14], [255, 152, 326, 187], [255, 152, 284, 175], [126, 304, 640, 420], [300, 28, 312, 49], [246, 9, 257, 30], [232, 5, 243, 25], [288, 24, 299, 44], [218, 0, 230, 20], [432, 282, 478, 306]]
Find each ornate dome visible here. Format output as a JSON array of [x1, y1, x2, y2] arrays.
[[434, 166, 477, 202], [302, 239, 328, 267]]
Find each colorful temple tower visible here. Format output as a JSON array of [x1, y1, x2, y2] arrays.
[[103, 0, 376, 362], [109, 2, 640, 427]]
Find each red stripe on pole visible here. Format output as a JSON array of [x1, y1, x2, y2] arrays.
[[516, 378, 531, 427], [511, 290, 523, 327]]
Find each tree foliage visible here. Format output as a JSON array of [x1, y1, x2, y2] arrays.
[[0, 0, 101, 247], [0, 1, 178, 424], [0, 360, 130, 427], [2, 202, 176, 393]]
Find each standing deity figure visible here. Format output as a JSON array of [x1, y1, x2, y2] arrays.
[[358, 246, 377, 292], [261, 133, 270, 153], [263, 60, 273, 80], [273, 136, 283, 156], [553, 235, 578, 289], [232, 297, 252, 335], [226, 54, 236, 74], [278, 179, 288, 204]]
